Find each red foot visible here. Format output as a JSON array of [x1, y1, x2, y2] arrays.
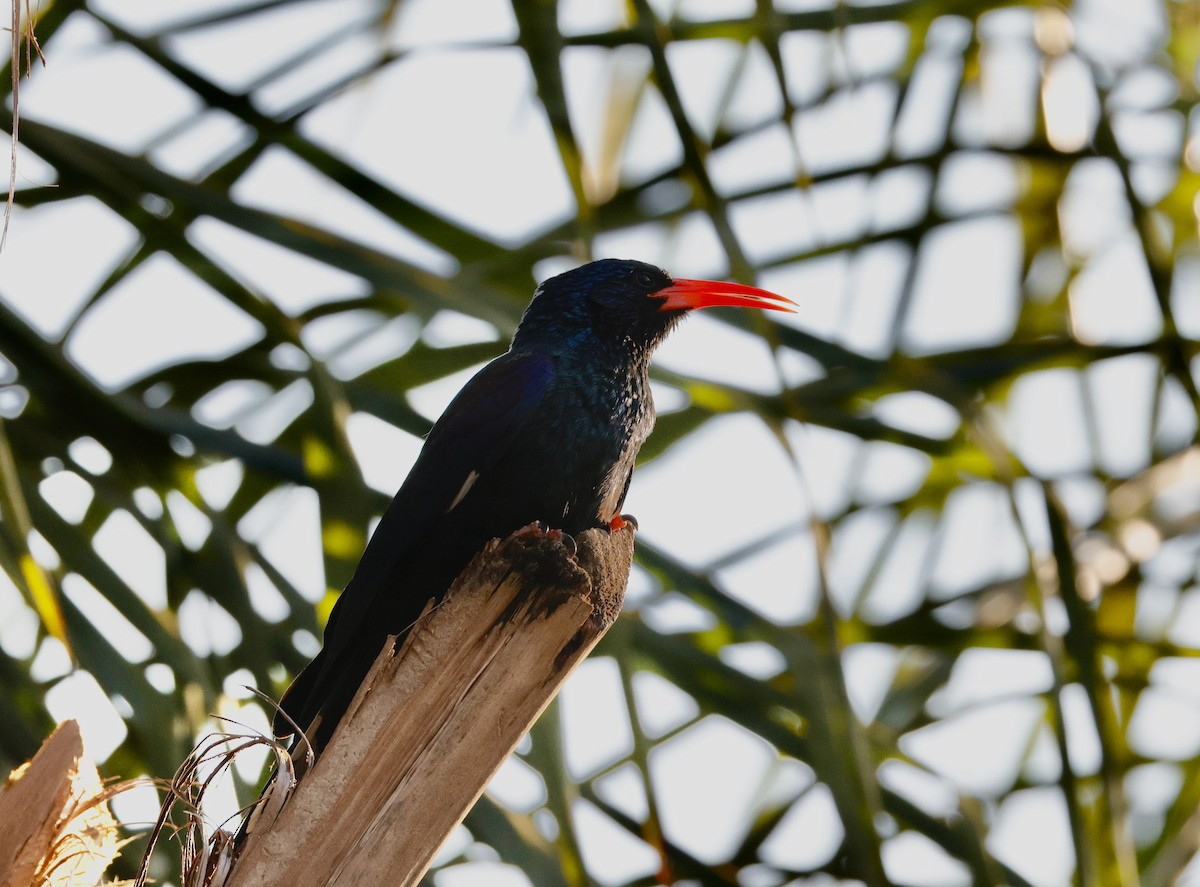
[[511, 522, 576, 555], [512, 522, 564, 541], [512, 521, 546, 539]]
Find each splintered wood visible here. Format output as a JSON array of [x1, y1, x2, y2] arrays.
[[230, 524, 633, 887], [0, 720, 120, 887]]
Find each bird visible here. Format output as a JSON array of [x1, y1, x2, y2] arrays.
[[273, 258, 794, 753]]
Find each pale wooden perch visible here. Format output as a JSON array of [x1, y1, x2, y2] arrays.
[[228, 523, 634, 887], [0, 720, 121, 887]]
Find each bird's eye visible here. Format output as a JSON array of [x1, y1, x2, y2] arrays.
[[634, 271, 654, 288]]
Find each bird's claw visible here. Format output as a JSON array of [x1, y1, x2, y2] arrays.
[[513, 520, 546, 539], [512, 521, 576, 555], [608, 513, 638, 532], [542, 527, 577, 556]]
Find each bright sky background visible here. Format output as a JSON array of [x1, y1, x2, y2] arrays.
[[1, 0, 1194, 885]]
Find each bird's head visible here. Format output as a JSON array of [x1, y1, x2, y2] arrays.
[[511, 258, 794, 359]]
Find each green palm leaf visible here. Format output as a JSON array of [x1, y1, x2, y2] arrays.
[[2, 1, 1197, 884]]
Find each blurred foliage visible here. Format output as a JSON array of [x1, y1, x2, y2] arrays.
[[2, 0, 1200, 885]]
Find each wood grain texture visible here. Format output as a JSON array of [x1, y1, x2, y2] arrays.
[[229, 524, 634, 887], [0, 720, 119, 887]]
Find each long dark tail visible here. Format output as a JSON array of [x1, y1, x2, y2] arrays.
[[232, 655, 328, 850]]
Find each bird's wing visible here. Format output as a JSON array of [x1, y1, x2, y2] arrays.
[[320, 349, 556, 652], [275, 350, 556, 738]]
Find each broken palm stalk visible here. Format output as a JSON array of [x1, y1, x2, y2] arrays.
[[0, 719, 125, 887], [228, 523, 634, 887]]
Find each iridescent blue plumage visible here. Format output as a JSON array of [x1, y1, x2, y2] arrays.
[[274, 258, 793, 750]]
